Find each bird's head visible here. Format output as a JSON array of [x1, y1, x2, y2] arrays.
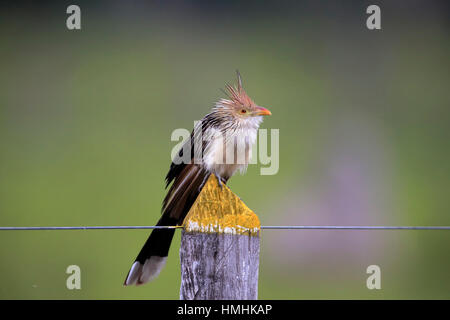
[[216, 71, 271, 127]]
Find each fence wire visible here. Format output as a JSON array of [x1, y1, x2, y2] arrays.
[[0, 225, 449, 231]]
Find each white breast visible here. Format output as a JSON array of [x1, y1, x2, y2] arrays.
[[202, 117, 261, 180]]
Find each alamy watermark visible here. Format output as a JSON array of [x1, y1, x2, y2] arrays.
[[366, 265, 381, 290], [170, 122, 279, 175], [366, 5, 381, 30], [66, 5, 81, 30], [66, 265, 81, 290]]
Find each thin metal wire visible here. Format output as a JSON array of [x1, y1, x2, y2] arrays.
[[0, 226, 181, 231], [260, 226, 450, 230], [0, 225, 449, 231]]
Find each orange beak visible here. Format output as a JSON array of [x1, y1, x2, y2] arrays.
[[254, 106, 272, 116]]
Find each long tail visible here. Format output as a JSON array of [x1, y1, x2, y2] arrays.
[[123, 214, 177, 286], [124, 164, 209, 286]]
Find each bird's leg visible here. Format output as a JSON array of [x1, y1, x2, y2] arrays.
[[214, 173, 224, 189]]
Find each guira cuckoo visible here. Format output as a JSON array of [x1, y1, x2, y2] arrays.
[[124, 72, 271, 285]]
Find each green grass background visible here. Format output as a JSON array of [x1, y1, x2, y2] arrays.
[[0, 1, 449, 299]]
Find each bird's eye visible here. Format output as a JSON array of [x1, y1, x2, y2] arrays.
[[240, 109, 247, 114]]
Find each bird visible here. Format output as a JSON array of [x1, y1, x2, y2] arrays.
[[124, 71, 271, 286]]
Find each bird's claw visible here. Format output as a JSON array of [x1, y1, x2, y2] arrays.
[[214, 174, 224, 189]]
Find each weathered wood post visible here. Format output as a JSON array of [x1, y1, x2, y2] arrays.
[[179, 175, 261, 300]]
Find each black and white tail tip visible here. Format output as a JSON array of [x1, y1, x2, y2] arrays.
[[124, 256, 167, 286]]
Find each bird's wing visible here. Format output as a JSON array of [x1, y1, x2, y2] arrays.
[[164, 120, 210, 188], [162, 163, 209, 222], [162, 121, 212, 224]]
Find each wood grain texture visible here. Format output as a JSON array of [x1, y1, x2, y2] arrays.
[[179, 230, 260, 300]]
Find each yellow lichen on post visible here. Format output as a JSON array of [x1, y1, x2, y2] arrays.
[[182, 174, 260, 235]]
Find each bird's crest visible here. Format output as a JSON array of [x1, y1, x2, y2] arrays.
[[221, 70, 255, 108]]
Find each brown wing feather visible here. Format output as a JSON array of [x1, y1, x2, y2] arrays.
[[162, 163, 209, 223]]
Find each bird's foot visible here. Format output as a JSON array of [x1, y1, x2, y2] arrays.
[[214, 173, 224, 189]]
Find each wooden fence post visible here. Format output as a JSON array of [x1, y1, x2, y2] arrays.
[[179, 175, 261, 300]]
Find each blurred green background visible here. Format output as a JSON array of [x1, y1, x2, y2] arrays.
[[0, 1, 449, 299]]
